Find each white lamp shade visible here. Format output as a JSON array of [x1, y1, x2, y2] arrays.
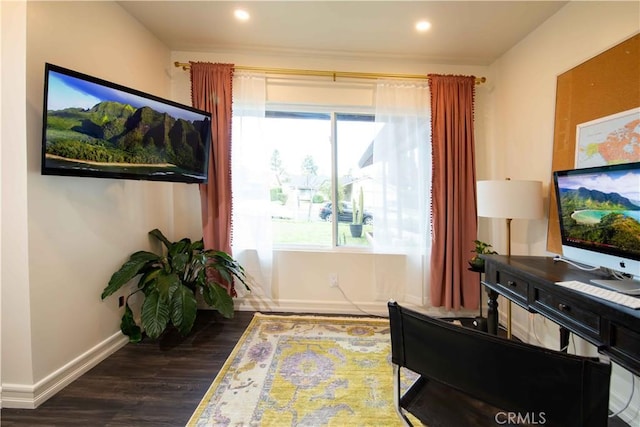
[[477, 180, 543, 220]]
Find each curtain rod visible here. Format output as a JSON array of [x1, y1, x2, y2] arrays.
[[173, 61, 486, 85]]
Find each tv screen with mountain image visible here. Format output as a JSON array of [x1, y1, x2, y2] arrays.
[[41, 63, 211, 183], [553, 162, 640, 290]]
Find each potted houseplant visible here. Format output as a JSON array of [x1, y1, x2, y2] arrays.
[[101, 228, 249, 343], [469, 239, 497, 271], [349, 187, 364, 238]]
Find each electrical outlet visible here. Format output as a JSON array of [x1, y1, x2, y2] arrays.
[[118, 295, 125, 308], [329, 273, 339, 288]]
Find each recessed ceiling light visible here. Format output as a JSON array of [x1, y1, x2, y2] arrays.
[[416, 20, 431, 32], [234, 9, 250, 21]]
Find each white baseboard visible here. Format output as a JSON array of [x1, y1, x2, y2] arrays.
[[2, 331, 128, 409], [402, 294, 424, 307], [236, 296, 390, 316], [235, 295, 479, 318]]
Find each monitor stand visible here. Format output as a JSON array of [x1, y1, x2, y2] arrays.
[[589, 279, 640, 296]]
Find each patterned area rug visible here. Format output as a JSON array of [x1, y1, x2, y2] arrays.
[[187, 313, 419, 426]]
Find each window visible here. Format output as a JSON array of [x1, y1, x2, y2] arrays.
[[265, 111, 379, 247], [232, 74, 430, 259]]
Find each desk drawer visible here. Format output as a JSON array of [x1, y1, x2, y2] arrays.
[[495, 270, 529, 305], [534, 287, 601, 341], [609, 323, 640, 364]]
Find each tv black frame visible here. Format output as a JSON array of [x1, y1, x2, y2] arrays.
[[41, 63, 212, 184]]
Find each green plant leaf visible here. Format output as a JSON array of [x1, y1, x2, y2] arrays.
[[210, 264, 233, 284], [149, 228, 172, 251], [203, 283, 234, 318], [140, 290, 171, 340], [192, 239, 205, 251], [151, 270, 180, 299], [192, 252, 207, 266], [185, 253, 206, 284], [170, 284, 198, 336], [171, 252, 189, 273], [120, 304, 142, 343], [208, 250, 247, 275], [169, 239, 191, 259], [206, 250, 250, 290], [472, 240, 498, 255], [102, 251, 159, 299], [138, 268, 162, 291]]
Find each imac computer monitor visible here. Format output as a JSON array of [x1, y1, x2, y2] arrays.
[[553, 162, 640, 294]]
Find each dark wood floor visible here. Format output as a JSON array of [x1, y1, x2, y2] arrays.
[[1, 310, 255, 426], [1, 311, 630, 426]]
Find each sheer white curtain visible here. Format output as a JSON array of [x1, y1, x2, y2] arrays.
[[372, 80, 431, 304], [231, 72, 272, 299]]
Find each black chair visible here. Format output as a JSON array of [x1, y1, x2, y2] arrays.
[[388, 301, 612, 427]]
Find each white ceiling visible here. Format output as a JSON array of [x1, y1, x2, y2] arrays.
[[118, 1, 568, 65]]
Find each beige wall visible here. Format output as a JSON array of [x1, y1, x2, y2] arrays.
[[1, 0, 30, 408], [487, 1, 640, 422], [1, 1, 196, 408]]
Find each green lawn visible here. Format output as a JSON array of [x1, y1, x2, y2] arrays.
[[272, 219, 372, 247]]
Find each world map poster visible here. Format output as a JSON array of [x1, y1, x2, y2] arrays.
[[575, 107, 640, 167]]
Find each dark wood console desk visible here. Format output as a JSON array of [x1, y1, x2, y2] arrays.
[[481, 255, 640, 377]]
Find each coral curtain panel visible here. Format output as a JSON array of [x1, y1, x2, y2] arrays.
[[190, 62, 234, 255], [429, 75, 479, 310]]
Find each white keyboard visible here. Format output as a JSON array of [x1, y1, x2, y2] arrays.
[[555, 281, 640, 310]]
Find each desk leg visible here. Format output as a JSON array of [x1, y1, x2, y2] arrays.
[[486, 289, 499, 335], [559, 327, 570, 352]]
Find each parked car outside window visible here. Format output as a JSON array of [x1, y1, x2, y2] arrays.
[[319, 202, 373, 225]]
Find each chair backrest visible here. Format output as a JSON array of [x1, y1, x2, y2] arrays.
[[388, 301, 611, 427]]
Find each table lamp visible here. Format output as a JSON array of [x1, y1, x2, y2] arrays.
[[476, 178, 543, 338]]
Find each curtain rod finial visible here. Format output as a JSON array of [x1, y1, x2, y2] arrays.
[[174, 61, 190, 70]]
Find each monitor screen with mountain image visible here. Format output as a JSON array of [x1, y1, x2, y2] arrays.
[[553, 162, 640, 294], [41, 63, 211, 184]]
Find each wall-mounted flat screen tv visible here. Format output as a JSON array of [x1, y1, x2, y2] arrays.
[[41, 63, 211, 184]]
